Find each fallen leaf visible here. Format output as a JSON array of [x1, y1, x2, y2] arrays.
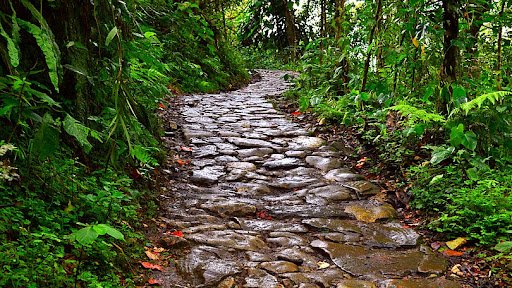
[[145, 250, 160, 260], [291, 111, 301, 116], [317, 261, 330, 269], [256, 210, 272, 220], [412, 37, 419, 48], [180, 146, 193, 152], [140, 261, 163, 271], [442, 249, 464, 257], [355, 157, 367, 169], [171, 230, 184, 237], [430, 241, 443, 251], [158, 103, 166, 109], [148, 278, 163, 285], [176, 159, 190, 166], [446, 237, 467, 250], [153, 247, 166, 253]]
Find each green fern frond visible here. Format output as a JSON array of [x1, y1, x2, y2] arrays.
[[0, 21, 20, 68], [389, 104, 446, 124], [18, 19, 61, 92], [459, 91, 512, 115]]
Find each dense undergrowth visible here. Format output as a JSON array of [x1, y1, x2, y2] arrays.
[[0, 0, 248, 286]]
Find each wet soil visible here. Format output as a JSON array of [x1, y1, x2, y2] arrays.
[[145, 70, 470, 288]]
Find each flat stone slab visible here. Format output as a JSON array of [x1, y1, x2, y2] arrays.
[[311, 240, 448, 277], [288, 136, 325, 150]]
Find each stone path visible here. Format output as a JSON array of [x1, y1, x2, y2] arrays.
[[158, 70, 461, 288]]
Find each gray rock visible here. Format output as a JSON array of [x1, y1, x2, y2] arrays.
[[190, 166, 225, 185], [305, 156, 343, 171], [262, 158, 302, 169]]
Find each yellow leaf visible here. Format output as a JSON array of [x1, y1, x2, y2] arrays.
[[421, 45, 426, 57], [412, 37, 419, 48], [446, 237, 467, 250], [145, 250, 160, 260], [317, 261, 330, 269]]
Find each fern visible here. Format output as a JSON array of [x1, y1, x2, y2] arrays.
[[17, 19, 61, 92], [389, 104, 446, 124], [0, 21, 20, 67], [457, 91, 512, 115]]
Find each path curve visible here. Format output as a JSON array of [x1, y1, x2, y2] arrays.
[[157, 70, 461, 288]]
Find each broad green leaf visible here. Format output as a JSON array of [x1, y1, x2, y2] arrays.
[[494, 241, 512, 253], [450, 124, 465, 147], [430, 146, 455, 165], [105, 26, 118, 46], [31, 113, 60, 159], [92, 224, 124, 240], [63, 114, 92, 152], [462, 131, 477, 151], [73, 226, 99, 246]]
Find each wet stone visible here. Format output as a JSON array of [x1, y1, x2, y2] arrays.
[[190, 166, 225, 185], [311, 240, 445, 278], [260, 261, 299, 274], [195, 145, 219, 158], [306, 156, 343, 172], [336, 280, 377, 288], [179, 246, 241, 286], [267, 232, 309, 247], [237, 147, 274, 158], [343, 180, 381, 196], [276, 248, 318, 266], [200, 200, 257, 217], [324, 169, 365, 182], [215, 155, 239, 163], [344, 202, 397, 223], [285, 150, 307, 158], [227, 137, 276, 148], [380, 278, 461, 288], [262, 158, 302, 169], [247, 251, 273, 262], [288, 136, 325, 150], [241, 219, 309, 233], [308, 185, 353, 202], [186, 230, 268, 251], [226, 162, 257, 171], [244, 268, 280, 288], [282, 268, 349, 287]]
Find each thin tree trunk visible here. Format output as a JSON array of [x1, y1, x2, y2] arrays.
[[335, 0, 349, 94], [441, 0, 459, 83], [361, 0, 383, 92], [496, 0, 506, 90], [282, 0, 297, 60]]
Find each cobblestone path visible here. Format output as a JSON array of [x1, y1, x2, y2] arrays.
[[158, 70, 461, 288]]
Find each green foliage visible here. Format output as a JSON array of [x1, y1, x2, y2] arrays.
[[410, 166, 512, 245]]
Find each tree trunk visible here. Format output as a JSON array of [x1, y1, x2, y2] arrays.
[[282, 0, 297, 60], [496, 0, 506, 90], [441, 0, 459, 83], [335, 0, 349, 94], [361, 0, 383, 92]]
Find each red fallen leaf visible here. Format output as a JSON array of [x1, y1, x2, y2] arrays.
[[158, 103, 166, 109], [256, 211, 272, 220], [442, 249, 464, 257], [355, 157, 367, 169], [148, 278, 163, 285], [291, 111, 301, 116], [140, 261, 163, 271], [180, 146, 193, 152], [171, 230, 184, 237], [176, 159, 190, 166]]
